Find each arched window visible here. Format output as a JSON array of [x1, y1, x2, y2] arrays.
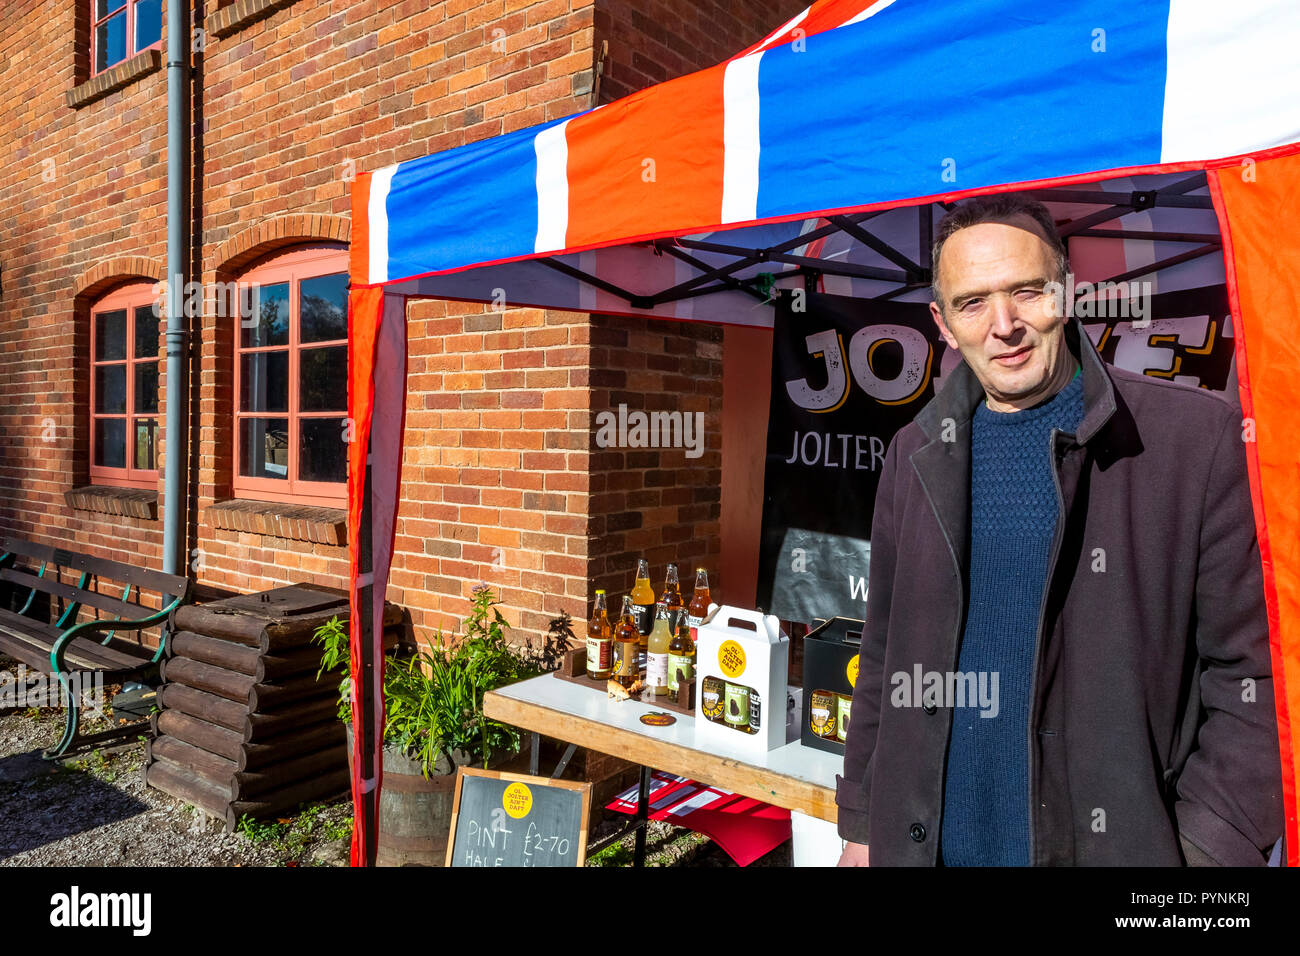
[[89, 280, 161, 488], [233, 244, 349, 507]]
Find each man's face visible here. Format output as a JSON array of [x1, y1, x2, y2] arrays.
[[929, 217, 1071, 411]]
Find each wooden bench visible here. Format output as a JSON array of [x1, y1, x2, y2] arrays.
[[0, 538, 190, 758]]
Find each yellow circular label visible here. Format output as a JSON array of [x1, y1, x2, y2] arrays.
[[847, 654, 859, 688], [502, 782, 532, 819], [718, 640, 746, 679]]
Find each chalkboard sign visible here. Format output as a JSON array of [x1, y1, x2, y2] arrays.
[[446, 769, 592, 867]]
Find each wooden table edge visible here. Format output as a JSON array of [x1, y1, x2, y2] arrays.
[[484, 685, 839, 824]]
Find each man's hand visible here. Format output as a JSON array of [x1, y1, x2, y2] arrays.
[[837, 841, 870, 866]]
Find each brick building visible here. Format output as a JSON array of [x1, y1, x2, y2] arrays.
[[0, 0, 801, 647]]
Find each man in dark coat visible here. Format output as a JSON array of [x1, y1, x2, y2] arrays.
[[835, 194, 1283, 866]]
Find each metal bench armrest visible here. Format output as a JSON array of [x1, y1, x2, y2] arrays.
[[49, 598, 182, 673]]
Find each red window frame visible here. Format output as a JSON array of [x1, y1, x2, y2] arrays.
[[90, 0, 163, 78], [89, 281, 162, 489], [233, 244, 349, 508]]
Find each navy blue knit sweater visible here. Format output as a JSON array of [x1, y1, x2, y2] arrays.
[[939, 367, 1085, 866]]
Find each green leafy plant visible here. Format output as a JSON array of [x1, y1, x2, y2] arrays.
[[235, 802, 353, 856], [237, 814, 289, 844], [586, 840, 635, 867], [320, 811, 353, 843], [72, 747, 116, 783], [314, 614, 352, 723], [313, 585, 556, 778]]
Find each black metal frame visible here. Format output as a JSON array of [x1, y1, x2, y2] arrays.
[[529, 174, 1220, 313]]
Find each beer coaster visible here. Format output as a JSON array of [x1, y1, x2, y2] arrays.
[[640, 712, 677, 727]]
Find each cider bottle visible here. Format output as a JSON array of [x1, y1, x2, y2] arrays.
[[646, 603, 673, 696], [667, 616, 696, 696], [660, 563, 684, 632], [631, 559, 657, 637], [687, 568, 711, 638], [612, 596, 642, 689], [586, 589, 612, 680]]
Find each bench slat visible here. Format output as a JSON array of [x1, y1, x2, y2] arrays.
[[0, 537, 188, 599], [0, 606, 60, 642], [0, 629, 126, 673], [0, 567, 155, 622], [0, 539, 58, 566], [0, 609, 156, 673], [0, 630, 53, 671]]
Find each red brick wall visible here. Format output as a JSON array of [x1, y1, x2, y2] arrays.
[[585, 316, 724, 609], [193, 0, 605, 640], [0, 0, 803, 648], [0, 0, 171, 569], [595, 0, 798, 102]]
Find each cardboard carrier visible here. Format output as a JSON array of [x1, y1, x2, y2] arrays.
[[694, 606, 789, 754]]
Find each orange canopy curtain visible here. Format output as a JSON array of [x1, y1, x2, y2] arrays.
[[1211, 156, 1300, 865]]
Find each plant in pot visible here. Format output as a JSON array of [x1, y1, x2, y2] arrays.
[[314, 584, 568, 865]]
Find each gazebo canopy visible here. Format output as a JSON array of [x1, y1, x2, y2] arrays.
[[345, 0, 1300, 866]]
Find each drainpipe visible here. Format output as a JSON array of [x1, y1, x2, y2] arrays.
[[163, 0, 191, 577]]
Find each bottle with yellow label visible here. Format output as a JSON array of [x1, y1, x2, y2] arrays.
[[646, 603, 672, 696], [701, 676, 725, 722], [667, 616, 695, 696]]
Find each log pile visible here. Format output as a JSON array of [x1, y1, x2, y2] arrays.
[[143, 584, 406, 831]]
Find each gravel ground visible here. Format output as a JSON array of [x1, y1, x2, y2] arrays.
[[1, 657, 789, 868], [0, 664, 351, 868]]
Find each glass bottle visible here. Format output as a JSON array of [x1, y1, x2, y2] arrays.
[[631, 558, 657, 638], [612, 596, 642, 689], [686, 568, 711, 638], [646, 603, 673, 696], [586, 589, 612, 680], [667, 616, 696, 696], [660, 563, 684, 632]]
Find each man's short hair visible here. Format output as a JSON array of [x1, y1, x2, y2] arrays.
[[930, 193, 1069, 309]]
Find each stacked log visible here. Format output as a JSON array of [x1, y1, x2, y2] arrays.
[[143, 587, 406, 831]]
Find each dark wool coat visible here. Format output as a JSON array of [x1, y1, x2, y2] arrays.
[[835, 317, 1283, 865]]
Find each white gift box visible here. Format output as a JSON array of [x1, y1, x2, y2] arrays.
[[694, 606, 790, 753]]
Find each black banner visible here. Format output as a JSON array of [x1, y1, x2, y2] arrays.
[[756, 286, 1234, 623]]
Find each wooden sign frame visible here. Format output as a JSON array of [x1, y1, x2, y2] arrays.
[[446, 767, 593, 867]]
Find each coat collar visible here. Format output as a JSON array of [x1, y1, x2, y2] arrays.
[[913, 317, 1118, 447], [905, 316, 1124, 607]]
